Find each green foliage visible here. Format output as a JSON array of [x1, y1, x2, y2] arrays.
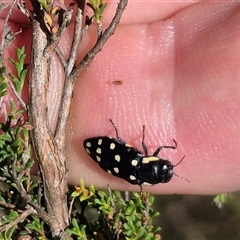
[[26, 216, 46, 239], [213, 193, 230, 208], [0, 107, 33, 181], [68, 181, 161, 239], [0, 211, 19, 240], [8, 46, 28, 94], [0, 226, 16, 240], [37, 0, 51, 12], [66, 218, 87, 240], [0, 46, 41, 239], [1, 210, 19, 225], [71, 179, 96, 202], [0, 66, 7, 98], [87, 0, 107, 24], [0, 46, 32, 195]]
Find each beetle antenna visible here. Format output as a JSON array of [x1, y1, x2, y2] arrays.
[[173, 172, 190, 182], [173, 155, 185, 167], [173, 155, 190, 182]]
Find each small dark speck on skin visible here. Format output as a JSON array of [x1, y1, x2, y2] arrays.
[[110, 80, 123, 85]]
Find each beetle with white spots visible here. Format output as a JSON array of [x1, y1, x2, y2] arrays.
[[83, 119, 189, 189]]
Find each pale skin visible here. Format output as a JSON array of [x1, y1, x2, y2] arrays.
[[1, 1, 240, 194]]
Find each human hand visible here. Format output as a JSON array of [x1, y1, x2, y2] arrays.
[[2, 1, 240, 195], [67, 2, 240, 194]]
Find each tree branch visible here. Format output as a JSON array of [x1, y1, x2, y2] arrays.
[[28, 1, 69, 237]]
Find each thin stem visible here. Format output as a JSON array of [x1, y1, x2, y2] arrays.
[[0, 208, 35, 232], [54, 0, 128, 147], [72, 0, 128, 80]]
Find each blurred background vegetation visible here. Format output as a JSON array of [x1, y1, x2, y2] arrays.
[[154, 193, 240, 240]]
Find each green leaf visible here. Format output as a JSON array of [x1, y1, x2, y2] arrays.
[[4, 210, 19, 222], [0, 66, 6, 74], [87, 0, 107, 24], [26, 216, 45, 235], [8, 46, 28, 94], [66, 218, 87, 238], [213, 193, 230, 208], [0, 81, 7, 98], [24, 158, 34, 170], [0, 132, 12, 142], [97, 190, 107, 198], [20, 69, 27, 82], [4, 226, 16, 239], [16, 46, 25, 59], [28, 181, 39, 192], [38, 0, 50, 12]]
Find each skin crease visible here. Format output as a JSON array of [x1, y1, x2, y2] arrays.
[[1, 1, 240, 194]]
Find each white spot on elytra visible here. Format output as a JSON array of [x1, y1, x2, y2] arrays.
[[131, 159, 138, 166], [96, 148, 101, 154], [110, 143, 116, 150], [114, 155, 121, 162], [130, 175, 136, 180], [143, 182, 152, 186], [98, 139, 102, 145]]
